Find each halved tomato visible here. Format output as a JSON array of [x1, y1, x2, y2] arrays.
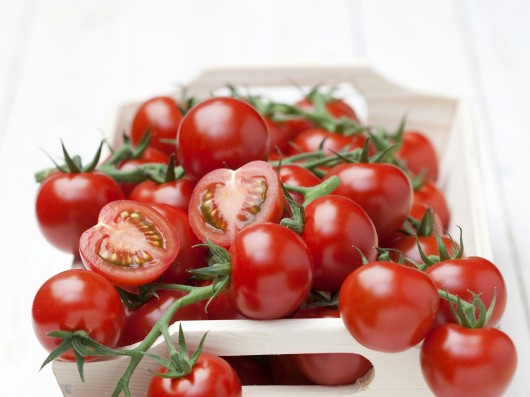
[[188, 160, 284, 247], [79, 200, 180, 286]]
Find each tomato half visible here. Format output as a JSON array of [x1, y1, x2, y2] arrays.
[[420, 324, 517, 397], [130, 96, 183, 156], [227, 223, 313, 319], [188, 160, 284, 247], [147, 354, 242, 397], [176, 97, 269, 180], [339, 261, 439, 352], [79, 200, 180, 286], [32, 269, 125, 360], [36, 171, 125, 254]]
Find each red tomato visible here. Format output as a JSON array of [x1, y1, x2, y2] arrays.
[[388, 234, 458, 267], [425, 256, 507, 327], [266, 117, 293, 154], [222, 356, 273, 385], [32, 269, 125, 360], [199, 282, 246, 320], [420, 324, 517, 397], [398, 130, 439, 182], [79, 200, 180, 286], [227, 223, 313, 319], [293, 307, 372, 385], [290, 128, 360, 157], [36, 171, 125, 254], [176, 97, 269, 180], [278, 164, 321, 204], [269, 354, 314, 385], [408, 201, 444, 235], [414, 181, 450, 229], [128, 176, 195, 212], [115, 147, 170, 196], [339, 261, 439, 352], [325, 162, 413, 242], [147, 353, 242, 397], [150, 204, 207, 284], [302, 195, 378, 292], [130, 96, 183, 156], [118, 290, 206, 346], [188, 160, 284, 248]]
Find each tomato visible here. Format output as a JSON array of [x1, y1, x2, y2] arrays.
[[176, 97, 269, 180], [425, 256, 507, 327], [118, 290, 206, 346], [293, 307, 372, 385], [222, 356, 273, 385], [147, 353, 242, 397], [130, 96, 183, 156], [188, 160, 284, 248], [325, 162, 413, 242], [420, 324, 517, 397], [36, 171, 125, 254], [150, 204, 207, 284], [290, 128, 360, 157], [388, 234, 458, 267], [266, 117, 293, 154], [414, 181, 450, 229], [286, 97, 359, 136], [227, 223, 313, 319], [115, 147, 170, 196], [269, 354, 314, 385], [398, 130, 439, 182], [301, 195, 378, 292], [32, 269, 125, 360], [278, 164, 321, 204], [129, 176, 195, 212], [79, 200, 180, 286], [199, 282, 246, 320], [339, 261, 439, 352]]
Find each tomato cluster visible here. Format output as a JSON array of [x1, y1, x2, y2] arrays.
[[32, 86, 517, 396]]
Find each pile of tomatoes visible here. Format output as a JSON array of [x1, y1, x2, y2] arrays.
[[32, 87, 517, 397]]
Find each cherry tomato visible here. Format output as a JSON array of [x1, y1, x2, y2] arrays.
[[188, 160, 284, 248], [176, 97, 269, 180], [130, 96, 183, 156], [36, 171, 125, 254], [227, 223, 313, 319], [278, 164, 321, 204], [269, 354, 314, 385], [339, 261, 439, 352], [325, 162, 413, 242], [129, 176, 195, 212], [425, 256, 507, 327], [118, 290, 206, 346], [147, 353, 242, 397], [398, 130, 439, 182], [388, 234, 458, 267], [293, 307, 372, 385], [79, 200, 180, 286], [420, 324, 517, 397], [414, 181, 450, 229], [32, 269, 125, 360], [301, 195, 378, 292], [199, 281, 246, 320], [151, 204, 207, 284], [290, 128, 360, 157], [266, 117, 293, 154]]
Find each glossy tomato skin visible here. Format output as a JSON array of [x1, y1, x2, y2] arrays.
[[188, 161, 284, 248], [414, 181, 450, 229], [293, 307, 372, 386], [129, 176, 195, 212], [36, 171, 125, 254], [32, 269, 125, 360], [339, 261, 439, 352], [176, 97, 269, 180], [130, 96, 183, 156], [325, 163, 413, 243], [151, 204, 207, 284], [266, 117, 293, 154], [425, 257, 506, 327], [290, 128, 359, 157], [278, 164, 321, 204], [147, 354, 242, 397], [118, 290, 206, 346], [420, 324, 517, 397], [79, 200, 180, 287], [227, 223, 313, 320], [302, 195, 378, 292], [398, 130, 439, 182]]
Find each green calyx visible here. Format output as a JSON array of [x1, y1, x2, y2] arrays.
[[416, 227, 464, 270], [441, 289, 497, 329]]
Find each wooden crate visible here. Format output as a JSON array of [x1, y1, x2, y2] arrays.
[[53, 64, 490, 396]]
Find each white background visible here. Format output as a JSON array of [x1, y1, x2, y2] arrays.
[[0, 0, 528, 395]]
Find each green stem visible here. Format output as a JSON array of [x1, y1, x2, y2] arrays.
[[284, 176, 340, 207]]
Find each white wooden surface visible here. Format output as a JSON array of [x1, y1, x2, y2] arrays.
[[0, 1, 528, 396]]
